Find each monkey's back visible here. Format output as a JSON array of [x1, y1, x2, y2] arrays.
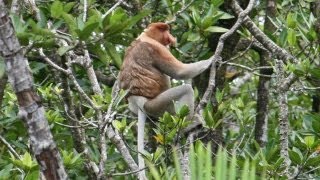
[[119, 40, 170, 99]]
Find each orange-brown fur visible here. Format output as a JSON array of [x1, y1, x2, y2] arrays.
[[119, 22, 182, 99]]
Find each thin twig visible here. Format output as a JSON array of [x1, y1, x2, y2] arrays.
[[39, 48, 69, 74], [102, 0, 125, 19], [83, 0, 87, 22], [166, 0, 196, 24], [0, 135, 21, 159], [226, 62, 274, 77]]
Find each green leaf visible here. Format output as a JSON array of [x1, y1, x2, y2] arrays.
[[204, 104, 214, 127], [229, 153, 237, 180], [188, 33, 201, 42], [192, 8, 201, 26], [190, 144, 197, 180], [279, 28, 288, 46], [77, 16, 85, 30], [57, 46, 74, 56], [219, 12, 234, 20], [304, 136, 315, 148], [22, 152, 34, 169], [28, 19, 55, 37], [305, 156, 320, 166], [212, 0, 224, 7], [0, 164, 13, 179], [204, 143, 212, 180], [25, 170, 39, 180], [61, 13, 77, 37], [205, 26, 229, 33], [307, 27, 317, 41], [104, 42, 122, 69], [287, 28, 296, 46], [153, 147, 164, 162], [197, 144, 205, 179], [215, 89, 223, 104], [110, 8, 127, 25], [126, 10, 152, 28], [215, 148, 227, 180], [178, 105, 189, 118], [51, 1, 64, 18], [241, 160, 250, 180], [70, 153, 82, 164], [89, 45, 110, 64], [0, 60, 5, 78], [64, 2, 76, 13], [312, 119, 320, 132], [289, 150, 302, 164], [201, 5, 217, 29], [286, 12, 297, 28], [236, 98, 244, 108], [147, 161, 161, 180], [78, 22, 99, 40], [249, 163, 256, 180], [11, 14, 27, 33], [173, 148, 182, 180], [273, 157, 284, 169], [112, 120, 125, 131]]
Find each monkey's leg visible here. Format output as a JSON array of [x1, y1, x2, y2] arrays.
[[145, 84, 203, 134], [144, 84, 194, 118]]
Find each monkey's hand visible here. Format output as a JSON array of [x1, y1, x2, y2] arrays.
[[176, 59, 212, 79]]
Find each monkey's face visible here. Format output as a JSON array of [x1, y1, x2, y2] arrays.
[[146, 23, 177, 47]]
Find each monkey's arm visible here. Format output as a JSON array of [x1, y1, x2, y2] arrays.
[[153, 50, 212, 79], [176, 60, 212, 79]]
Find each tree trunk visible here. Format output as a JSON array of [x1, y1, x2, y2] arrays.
[[254, 0, 276, 147], [194, 0, 248, 153], [0, 2, 68, 179]]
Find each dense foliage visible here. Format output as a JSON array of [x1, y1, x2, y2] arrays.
[[0, 0, 319, 179]]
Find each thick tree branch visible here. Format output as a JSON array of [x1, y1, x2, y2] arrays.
[[196, 0, 256, 113], [254, 0, 276, 147], [231, 0, 296, 173], [0, 2, 67, 179]]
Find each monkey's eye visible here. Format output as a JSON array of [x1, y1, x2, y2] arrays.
[[158, 27, 167, 32]]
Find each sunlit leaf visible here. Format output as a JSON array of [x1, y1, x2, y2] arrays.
[[287, 28, 296, 46], [204, 26, 229, 33], [51, 1, 64, 18], [305, 136, 315, 148], [286, 12, 297, 28], [154, 134, 164, 144]]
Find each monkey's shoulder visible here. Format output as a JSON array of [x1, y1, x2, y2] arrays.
[[125, 40, 160, 56]]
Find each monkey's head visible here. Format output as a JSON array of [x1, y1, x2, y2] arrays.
[[145, 22, 177, 47]]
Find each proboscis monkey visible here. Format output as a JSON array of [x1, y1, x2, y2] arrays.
[[118, 22, 212, 178]]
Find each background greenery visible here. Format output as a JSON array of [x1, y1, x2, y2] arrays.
[[0, 0, 319, 179]]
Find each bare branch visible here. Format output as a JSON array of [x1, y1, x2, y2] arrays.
[[226, 62, 273, 77], [39, 49, 69, 74], [83, 0, 88, 22], [196, 0, 256, 113], [0, 134, 21, 159], [102, 0, 125, 19], [275, 59, 291, 176], [166, 0, 196, 24]]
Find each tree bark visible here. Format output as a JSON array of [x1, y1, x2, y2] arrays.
[[0, 2, 67, 179], [310, 1, 320, 112], [254, 0, 276, 147], [194, 0, 248, 153]]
